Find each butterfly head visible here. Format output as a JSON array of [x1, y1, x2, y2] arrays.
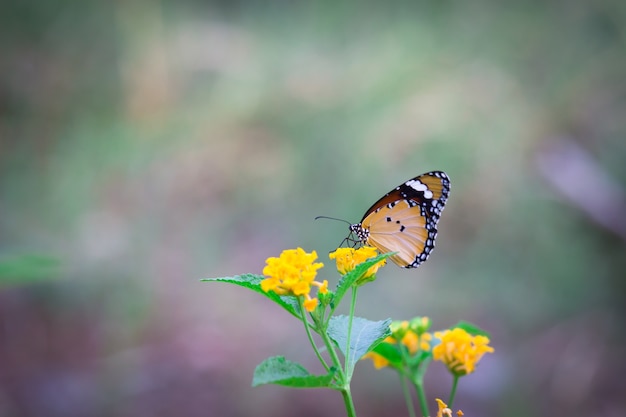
[[348, 222, 369, 244]]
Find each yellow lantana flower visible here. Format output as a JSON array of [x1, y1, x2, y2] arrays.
[[261, 248, 327, 312], [328, 246, 386, 283], [432, 328, 494, 376]]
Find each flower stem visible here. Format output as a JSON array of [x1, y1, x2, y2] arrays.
[[400, 375, 416, 417], [318, 318, 355, 416], [336, 285, 363, 417], [297, 298, 330, 372], [411, 374, 429, 417], [448, 375, 459, 407], [340, 386, 357, 417], [409, 354, 432, 417], [344, 286, 358, 378]]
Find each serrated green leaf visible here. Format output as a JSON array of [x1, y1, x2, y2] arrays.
[[450, 321, 491, 338], [200, 274, 300, 318], [333, 253, 395, 307], [252, 356, 335, 388], [327, 315, 392, 372]]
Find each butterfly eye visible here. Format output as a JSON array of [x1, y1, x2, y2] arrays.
[[349, 171, 450, 269]]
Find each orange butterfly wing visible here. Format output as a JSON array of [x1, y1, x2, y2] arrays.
[[350, 171, 450, 268]]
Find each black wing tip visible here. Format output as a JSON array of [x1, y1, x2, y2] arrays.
[[422, 170, 450, 179]]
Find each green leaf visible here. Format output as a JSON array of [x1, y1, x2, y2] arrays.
[[333, 252, 395, 307], [252, 356, 335, 388], [450, 320, 491, 338], [327, 315, 392, 372], [200, 274, 300, 318], [370, 341, 403, 367], [369, 340, 433, 370]]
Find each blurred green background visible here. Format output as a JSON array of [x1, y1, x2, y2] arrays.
[[1, 1, 625, 416]]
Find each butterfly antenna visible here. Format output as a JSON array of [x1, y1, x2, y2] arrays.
[[314, 215, 352, 225], [315, 216, 360, 249]]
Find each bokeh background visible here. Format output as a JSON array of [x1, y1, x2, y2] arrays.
[[1, 1, 625, 416]]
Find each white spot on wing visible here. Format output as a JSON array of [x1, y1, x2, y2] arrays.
[[406, 179, 427, 191], [406, 179, 434, 199]]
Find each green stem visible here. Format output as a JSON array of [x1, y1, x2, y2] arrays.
[[317, 311, 348, 389], [317, 315, 355, 416], [313, 286, 358, 417], [400, 375, 416, 417], [409, 355, 432, 417], [344, 286, 358, 378], [340, 386, 357, 417], [399, 343, 428, 417], [298, 298, 330, 372], [413, 377, 429, 417], [448, 375, 459, 408]]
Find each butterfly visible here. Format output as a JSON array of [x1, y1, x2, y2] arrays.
[[348, 171, 451, 268]]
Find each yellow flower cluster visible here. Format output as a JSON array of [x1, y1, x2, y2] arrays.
[[261, 248, 328, 312], [432, 328, 494, 376], [329, 246, 386, 282], [363, 319, 432, 369]]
